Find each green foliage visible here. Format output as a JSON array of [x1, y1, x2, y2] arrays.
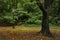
[[0, 0, 60, 26], [12, 9, 30, 25], [0, 1, 8, 15]]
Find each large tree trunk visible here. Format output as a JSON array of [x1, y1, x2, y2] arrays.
[[36, 0, 53, 36], [41, 10, 51, 36], [41, 0, 51, 35], [41, 10, 50, 35]]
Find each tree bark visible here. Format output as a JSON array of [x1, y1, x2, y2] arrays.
[[41, 0, 51, 35], [36, 0, 53, 36]]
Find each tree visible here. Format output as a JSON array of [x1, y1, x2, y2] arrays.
[[36, 0, 53, 36], [12, 0, 18, 29], [0, 1, 8, 15], [57, 0, 60, 24]]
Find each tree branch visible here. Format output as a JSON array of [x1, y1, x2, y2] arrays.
[[44, 0, 54, 8], [36, 0, 54, 13], [36, 0, 47, 13]]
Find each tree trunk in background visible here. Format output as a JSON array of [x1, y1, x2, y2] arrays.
[[57, 0, 60, 24], [12, 0, 18, 29]]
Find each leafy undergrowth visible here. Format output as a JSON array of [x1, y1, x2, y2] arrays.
[[0, 26, 60, 40]]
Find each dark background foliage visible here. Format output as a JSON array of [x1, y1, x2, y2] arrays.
[[0, 0, 60, 26]]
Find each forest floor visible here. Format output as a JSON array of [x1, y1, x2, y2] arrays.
[[0, 25, 60, 40]]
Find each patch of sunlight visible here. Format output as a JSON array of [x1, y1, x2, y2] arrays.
[[13, 27, 31, 31]]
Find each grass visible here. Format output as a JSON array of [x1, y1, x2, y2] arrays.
[[0, 25, 60, 40]]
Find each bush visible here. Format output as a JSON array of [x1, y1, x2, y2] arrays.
[[12, 9, 30, 24], [0, 16, 15, 26]]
